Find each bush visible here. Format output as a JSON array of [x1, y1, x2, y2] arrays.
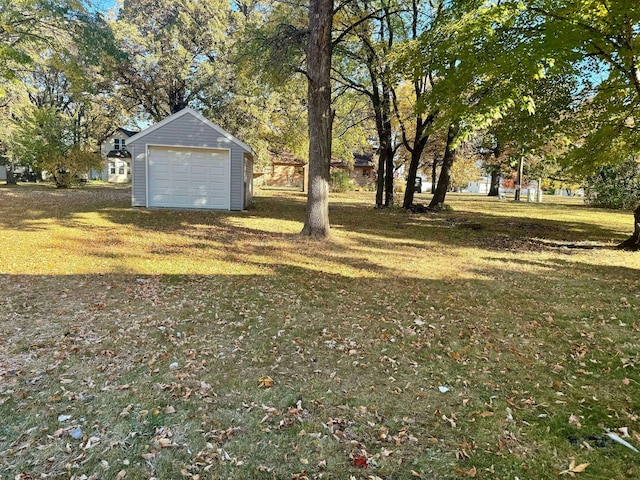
[[585, 159, 640, 209], [10, 107, 103, 188], [330, 169, 354, 192]]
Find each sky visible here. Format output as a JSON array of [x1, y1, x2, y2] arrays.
[[91, 0, 119, 15]]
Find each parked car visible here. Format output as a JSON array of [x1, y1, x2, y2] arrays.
[[414, 177, 422, 193]]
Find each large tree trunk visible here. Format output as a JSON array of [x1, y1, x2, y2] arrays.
[[429, 123, 458, 208], [402, 114, 435, 209], [301, 0, 333, 239], [403, 148, 422, 209], [488, 169, 500, 196], [384, 144, 394, 206], [617, 204, 640, 251], [372, 80, 393, 208]]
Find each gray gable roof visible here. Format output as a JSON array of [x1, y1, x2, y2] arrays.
[[127, 108, 254, 156]]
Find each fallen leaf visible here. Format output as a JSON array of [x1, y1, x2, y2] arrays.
[[258, 376, 274, 388], [453, 466, 477, 477], [352, 456, 368, 468], [559, 458, 589, 477]]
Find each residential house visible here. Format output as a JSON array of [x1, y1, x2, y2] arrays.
[[331, 152, 376, 188], [263, 150, 306, 188], [94, 128, 139, 183]]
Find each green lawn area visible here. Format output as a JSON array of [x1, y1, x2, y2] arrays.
[[1, 184, 639, 479]]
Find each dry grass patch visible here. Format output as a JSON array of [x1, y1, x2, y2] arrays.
[[1, 184, 639, 479]]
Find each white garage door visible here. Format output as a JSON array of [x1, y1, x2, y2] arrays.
[[148, 147, 230, 209]]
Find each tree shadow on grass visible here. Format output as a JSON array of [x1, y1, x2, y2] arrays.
[[0, 186, 632, 256]]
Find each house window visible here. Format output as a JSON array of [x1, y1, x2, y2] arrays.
[[121, 139, 126, 149], [109, 163, 116, 174], [363, 169, 370, 177], [118, 165, 125, 175], [114, 139, 120, 150]]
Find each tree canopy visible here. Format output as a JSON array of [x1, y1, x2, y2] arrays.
[[3, 0, 640, 243]]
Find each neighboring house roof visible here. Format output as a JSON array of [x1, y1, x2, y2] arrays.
[[126, 108, 255, 156], [269, 150, 306, 166], [331, 152, 375, 169], [353, 152, 375, 168], [114, 127, 139, 137], [106, 150, 132, 158]]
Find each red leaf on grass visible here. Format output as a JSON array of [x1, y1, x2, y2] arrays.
[[352, 456, 368, 468]]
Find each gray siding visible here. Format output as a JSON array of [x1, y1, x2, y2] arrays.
[[244, 153, 254, 208], [131, 145, 147, 207], [129, 114, 240, 150], [128, 112, 253, 210]]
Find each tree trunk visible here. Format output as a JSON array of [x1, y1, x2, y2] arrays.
[[402, 114, 435, 209], [617, 204, 640, 251], [514, 156, 524, 201], [5, 164, 17, 185], [429, 123, 458, 208], [488, 169, 500, 196], [301, 0, 333, 239], [384, 144, 394, 206], [374, 85, 394, 207], [375, 148, 385, 207], [403, 148, 421, 209], [372, 82, 393, 208], [431, 157, 437, 194]]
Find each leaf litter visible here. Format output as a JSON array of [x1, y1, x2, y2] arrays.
[[1, 187, 640, 478]]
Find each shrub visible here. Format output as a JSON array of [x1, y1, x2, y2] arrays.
[[330, 169, 354, 192], [10, 107, 103, 188], [585, 159, 640, 209]]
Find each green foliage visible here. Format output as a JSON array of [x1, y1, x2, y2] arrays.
[[330, 169, 355, 192], [0, 0, 118, 87], [450, 154, 481, 190], [238, 2, 307, 87], [10, 107, 103, 188], [528, 0, 640, 173], [585, 159, 640, 210], [113, 0, 236, 121]]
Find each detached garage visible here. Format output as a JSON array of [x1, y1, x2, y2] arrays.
[[127, 108, 254, 210]]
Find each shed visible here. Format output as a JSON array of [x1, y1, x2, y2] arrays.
[[127, 108, 254, 210]]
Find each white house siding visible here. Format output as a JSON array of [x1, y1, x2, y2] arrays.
[[128, 110, 253, 210], [97, 131, 136, 183]]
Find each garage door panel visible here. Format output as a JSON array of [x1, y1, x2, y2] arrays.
[[148, 147, 230, 209], [153, 163, 171, 175], [155, 179, 171, 189], [191, 165, 207, 176], [152, 194, 171, 205], [173, 164, 189, 175], [173, 194, 190, 206], [174, 179, 189, 190]]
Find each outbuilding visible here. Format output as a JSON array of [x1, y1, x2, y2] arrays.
[[127, 108, 254, 211]]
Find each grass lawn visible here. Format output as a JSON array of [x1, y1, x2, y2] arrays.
[[1, 183, 639, 480]]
